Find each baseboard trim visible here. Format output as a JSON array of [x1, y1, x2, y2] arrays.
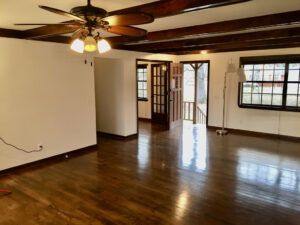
[[0, 144, 98, 176], [97, 132, 138, 140], [207, 126, 300, 142]]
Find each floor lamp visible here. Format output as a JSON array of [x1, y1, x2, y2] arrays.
[[216, 64, 246, 135]]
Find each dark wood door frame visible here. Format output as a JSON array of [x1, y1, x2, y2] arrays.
[[180, 60, 210, 127], [136, 59, 173, 133]]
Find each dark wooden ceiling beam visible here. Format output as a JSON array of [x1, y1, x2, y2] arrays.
[[108, 10, 300, 45], [157, 37, 300, 54], [109, 0, 251, 18], [172, 43, 300, 55], [118, 27, 300, 51]]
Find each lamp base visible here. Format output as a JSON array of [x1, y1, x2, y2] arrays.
[[216, 129, 228, 135]]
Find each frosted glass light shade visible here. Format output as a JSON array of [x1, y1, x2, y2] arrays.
[[84, 35, 97, 52], [70, 39, 84, 53], [98, 39, 111, 53]]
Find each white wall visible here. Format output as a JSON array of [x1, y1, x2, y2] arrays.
[[0, 38, 97, 171], [138, 62, 152, 119], [177, 48, 300, 137], [93, 50, 176, 136]]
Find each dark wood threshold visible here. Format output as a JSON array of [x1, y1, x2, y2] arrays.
[[0, 144, 98, 176], [97, 132, 138, 140], [208, 126, 300, 142], [138, 118, 152, 122]]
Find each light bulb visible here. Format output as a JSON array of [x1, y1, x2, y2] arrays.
[[97, 39, 111, 53], [70, 39, 84, 53], [84, 35, 97, 52], [201, 50, 207, 55]]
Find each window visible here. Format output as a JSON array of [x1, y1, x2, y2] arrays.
[[137, 64, 148, 101], [239, 55, 300, 112]]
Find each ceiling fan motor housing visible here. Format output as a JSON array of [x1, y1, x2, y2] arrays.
[[70, 6, 107, 20]]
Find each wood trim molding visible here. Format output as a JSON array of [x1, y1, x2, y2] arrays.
[[207, 126, 300, 142], [0, 144, 97, 175], [97, 132, 138, 140]]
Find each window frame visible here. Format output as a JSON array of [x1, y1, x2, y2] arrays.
[[137, 64, 148, 101], [238, 55, 300, 112]]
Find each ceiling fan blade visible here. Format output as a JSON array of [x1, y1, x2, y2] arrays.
[[24, 24, 82, 39], [105, 26, 147, 37], [72, 28, 89, 39], [102, 13, 154, 26], [39, 5, 86, 22], [15, 23, 78, 26]]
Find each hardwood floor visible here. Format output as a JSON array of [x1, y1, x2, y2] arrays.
[[0, 121, 300, 225]]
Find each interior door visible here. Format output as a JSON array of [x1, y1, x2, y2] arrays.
[[151, 64, 168, 124], [169, 63, 183, 129]]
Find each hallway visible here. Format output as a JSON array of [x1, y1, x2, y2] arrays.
[[0, 121, 299, 225]]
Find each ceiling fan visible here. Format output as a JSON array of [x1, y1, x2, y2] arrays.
[[15, 0, 154, 53]]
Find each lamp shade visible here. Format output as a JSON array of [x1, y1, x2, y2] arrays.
[[70, 39, 84, 53], [237, 67, 247, 82], [97, 39, 111, 53], [84, 35, 97, 52]]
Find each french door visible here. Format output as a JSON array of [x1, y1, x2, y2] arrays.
[[151, 64, 168, 124], [169, 63, 183, 129]]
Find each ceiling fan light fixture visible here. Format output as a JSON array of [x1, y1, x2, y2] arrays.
[[84, 35, 97, 52], [97, 39, 111, 53], [70, 38, 84, 53]]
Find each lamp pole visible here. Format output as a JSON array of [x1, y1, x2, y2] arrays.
[[216, 72, 228, 135]]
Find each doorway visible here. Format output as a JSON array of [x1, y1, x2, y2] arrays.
[[181, 61, 210, 127], [136, 59, 171, 131]]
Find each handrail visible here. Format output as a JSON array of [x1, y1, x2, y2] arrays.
[[196, 105, 206, 124]]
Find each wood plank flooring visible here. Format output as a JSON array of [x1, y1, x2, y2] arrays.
[[0, 121, 300, 225]]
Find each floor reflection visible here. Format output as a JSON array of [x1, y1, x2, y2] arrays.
[[180, 122, 208, 172], [237, 148, 300, 192]]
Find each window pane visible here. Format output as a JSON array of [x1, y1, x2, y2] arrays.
[[264, 64, 275, 70], [254, 64, 263, 70], [245, 71, 253, 81], [286, 95, 297, 106], [138, 82, 143, 89], [287, 83, 298, 94], [138, 90, 143, 98], [243, 83, 252, 93], [253, 70, 263, 81], [242, 94, 251, 104], [143, 73, 147, 81], [272, 95, 282, 106], [273, 83, 283, 94], [274, 70, 285, 81], [263, 70, 274, 81], [143, 90, 147, 98], [289, 63, 300, 69], [143, 82, 147, 89], [262, 83, 272, 93], [252, 94, 261, 104], [161, 105, 165, 114], [275, 63, 285, 69], [262, 94, 272, 105], [244, 64, 253, 70], [252, 83, 262, 93], [288, 70, 299, 81], [298, 97, 300, 107], [138, 73, 143, 80]]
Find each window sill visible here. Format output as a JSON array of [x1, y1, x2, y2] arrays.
[[238, 104, 300, 112]]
